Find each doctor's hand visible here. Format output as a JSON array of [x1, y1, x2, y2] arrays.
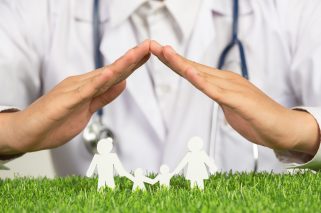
[[0, 40, 151, 156], [150, 41, 320, 156]]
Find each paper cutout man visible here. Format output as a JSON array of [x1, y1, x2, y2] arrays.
[[172, 137, 218, 190], [131, 168, 154, 191], [86, 138, 133, 191], [150, 165, 172, 188]]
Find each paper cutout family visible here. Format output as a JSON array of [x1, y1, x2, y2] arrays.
[[86, 137, 218, 191]]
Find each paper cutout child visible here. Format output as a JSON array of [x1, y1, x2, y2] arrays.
[[130, 168, 154, 191], [86, 138, 133, 191], [150, 165, 172, 188], [172, 137, 218, 190]]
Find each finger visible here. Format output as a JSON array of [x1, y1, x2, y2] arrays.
[[190, 68, 255, 107], [150, 40, 174, 68], [151, 41, 228, 79], [162, 45, 226, 79], [98, 40, 151, 91], [54, 69, 106, 94], [65, 69, 115, 109], [199, 71, 247, 93], [66, 39, 150, 95], [75, 69, 104, 81], [132, 53, 151, 71], [187, 60, 228, 79], [151, 40, 199, 76], [151, 41, 227, 103], [89, 81, 126, 113], [151, 42, 246, 106], [93, 53, 151, 97], [184, 66, 226, 103], [110, 39, 150, 76]]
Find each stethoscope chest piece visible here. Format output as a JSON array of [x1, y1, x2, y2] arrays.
[[83, 119, 115, 154]]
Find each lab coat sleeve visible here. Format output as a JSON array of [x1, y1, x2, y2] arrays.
[[275, 0, 321, 170], [274, 107, 321, 170], [0, 0, 48, 109], [0, 106, 20, 169]]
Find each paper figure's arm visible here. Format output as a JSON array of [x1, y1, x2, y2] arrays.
[[172, 154, 189, 175], [142, 176, 155, 185], [113, 156, 134, 180], [202, 152, 218, 174], [149, 175, 160, 185], [86, 155, 98, 177]]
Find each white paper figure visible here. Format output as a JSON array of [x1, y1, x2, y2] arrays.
[[150, 165, 172, 188], [172, 137, 218, 190], [131, 168, 154, 191], [86, 138, 133, 191]]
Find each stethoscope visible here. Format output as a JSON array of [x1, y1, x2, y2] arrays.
[[83, 0, 259, 172], [82, 0, 115, 154]]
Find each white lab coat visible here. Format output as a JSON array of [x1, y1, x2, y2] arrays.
[[1, 0, 321, 175]]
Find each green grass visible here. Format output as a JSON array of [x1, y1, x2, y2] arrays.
[[1, 172, 320, 212]]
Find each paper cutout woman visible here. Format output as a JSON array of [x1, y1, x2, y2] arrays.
[[172, 137, 218, 190]]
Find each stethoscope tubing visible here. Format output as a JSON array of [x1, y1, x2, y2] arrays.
[[215, 0, 258, 172]]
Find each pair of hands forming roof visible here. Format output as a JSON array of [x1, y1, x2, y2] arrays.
[[0, 40, 318, 159]]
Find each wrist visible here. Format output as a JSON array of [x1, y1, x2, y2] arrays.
[[289, 109, 320, 156], [0, 111, 24, 155]]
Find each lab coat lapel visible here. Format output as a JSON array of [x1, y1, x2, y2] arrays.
[[185, 0, 216, 65], [100, 22, 166, 141]]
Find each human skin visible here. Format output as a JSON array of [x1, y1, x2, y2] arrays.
[[150, 40, 320, 156], [0, 40, 151, 156]]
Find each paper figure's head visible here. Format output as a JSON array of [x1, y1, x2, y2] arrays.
[[97, 138, 113, 154], [160, 165, 170, 174], [134, 168, 143, 176], [188, 136, 203, 151]]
